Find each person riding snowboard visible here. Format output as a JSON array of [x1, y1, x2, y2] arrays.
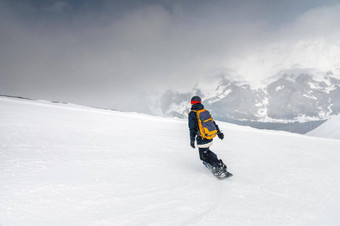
[[188, 96, 232, 179]]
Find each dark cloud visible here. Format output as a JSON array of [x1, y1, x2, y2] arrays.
[[1, 0, 340, 110]]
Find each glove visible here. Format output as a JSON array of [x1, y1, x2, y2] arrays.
[[190, 140, 195, 148], [217, 132, 224, 140]]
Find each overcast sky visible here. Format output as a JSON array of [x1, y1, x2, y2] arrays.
[[1, 0, 340, 110]]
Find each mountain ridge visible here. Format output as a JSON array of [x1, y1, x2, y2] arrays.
[[151, 71, 340, 133]]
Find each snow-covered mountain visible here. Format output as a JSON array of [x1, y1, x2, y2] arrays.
[[307, 114, 340, 140], [152, 71, 340, 133], [148, 38, 340, 134], [1, 96, 340, 225]]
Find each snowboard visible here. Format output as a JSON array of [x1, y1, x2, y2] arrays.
[[217, 171, 233, 180], [202, 161, 233, 180]]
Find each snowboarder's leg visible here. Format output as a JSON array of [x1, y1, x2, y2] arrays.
[[199, 148, 232, 178], [199, 148, 220, 168]]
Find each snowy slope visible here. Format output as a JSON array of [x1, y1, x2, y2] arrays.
[[307, 115, 340, 140], [1, 96, 340, 226]]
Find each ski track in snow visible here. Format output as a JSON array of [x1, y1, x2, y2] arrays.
[[1, 96, 340, 226]]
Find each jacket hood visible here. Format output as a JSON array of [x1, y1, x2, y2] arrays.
[[191, 103, 204, 110]]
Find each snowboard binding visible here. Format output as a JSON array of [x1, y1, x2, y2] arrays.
[[203, 160, 233, 179]]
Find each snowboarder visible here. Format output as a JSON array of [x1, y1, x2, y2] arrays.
[[188, 96, 232, 179]]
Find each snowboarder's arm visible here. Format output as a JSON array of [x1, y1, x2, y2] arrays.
[[213, 121, 221, 133], [214, 121, 224, 140], [188, 111, 197, 142]]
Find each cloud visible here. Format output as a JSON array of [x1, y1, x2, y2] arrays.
[[1, 0, 340, 111], [42, 1, 73, 14], [221, 3, 340, 86], [281, 4, 340, 40]]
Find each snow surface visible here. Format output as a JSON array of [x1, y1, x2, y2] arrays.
[[1, 96, 340, 226], [307, 115, 340, 140]]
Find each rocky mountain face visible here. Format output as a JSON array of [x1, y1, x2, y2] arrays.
[[152, 73, 340, 133]]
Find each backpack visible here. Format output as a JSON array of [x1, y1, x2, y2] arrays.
[[193, 109, 218, 140]]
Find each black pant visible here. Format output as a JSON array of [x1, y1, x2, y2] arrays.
[[199, 148, 220, 168]]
